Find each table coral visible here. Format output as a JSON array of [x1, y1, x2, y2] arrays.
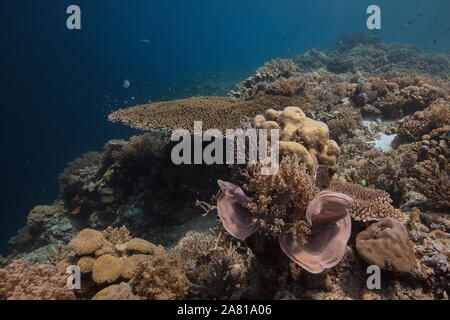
[[108, 95, 311, 132], [356, 217, 416, 273]]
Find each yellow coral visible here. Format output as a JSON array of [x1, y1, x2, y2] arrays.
[[255, 106, 340, 174]]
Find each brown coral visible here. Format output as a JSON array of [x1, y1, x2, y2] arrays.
[[329, 181, 407, 223], [0, 260, 75, 300], [243, 154, 318, 241], [91, 282, 140, 300], [68, 229, 104, 255], [129, 252, 190, 300], [356, 218, 416, 273], [91, 254, 122, 284], [108, 95, 311, 132]]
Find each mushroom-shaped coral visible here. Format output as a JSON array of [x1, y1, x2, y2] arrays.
[[68, 229, 104, 255], [254, 106, 340, 174], [279, 191, 353, 273], [91, 254, 122, 284], [356, 217, 416, 273], [217, 180, 258, 240]]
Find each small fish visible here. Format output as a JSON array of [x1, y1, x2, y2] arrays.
[[140, 39, 151, 44], [432, 39, 438, 44], [24, 157, 33, 164], [418, 13, 424, 17], [407, 20, 415, 25], [123, 79, 130, 88]]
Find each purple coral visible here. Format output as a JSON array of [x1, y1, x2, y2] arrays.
[[279, 191, 353, 273], [217, 180, 354, 274], [217, 180, 258, 240]]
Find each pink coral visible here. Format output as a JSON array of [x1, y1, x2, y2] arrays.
[[279, 191, 352, 273], [0, 260, 76, 300], [217, 180, 258, 240]]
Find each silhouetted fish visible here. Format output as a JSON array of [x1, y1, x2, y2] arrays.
[[432, 39, 438, 44], [24, 157, 32, 164]]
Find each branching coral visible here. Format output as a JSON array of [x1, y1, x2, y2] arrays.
[[129, 251, 190, 300], [172, 231, 252, 300], [408, 160, 450, 211], [243, 154, 318, 241], [329, 181, 407, 223], [0, 260, 75, 300], [229, 58, 303, 99]]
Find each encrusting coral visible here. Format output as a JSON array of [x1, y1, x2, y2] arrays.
[[356, 217, 416, 273]]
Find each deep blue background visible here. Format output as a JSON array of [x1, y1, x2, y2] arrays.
[[0, 0, 449, 252]]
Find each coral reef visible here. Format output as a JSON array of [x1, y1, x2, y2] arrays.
[[3, 33, 449, 301], [293, 32, 450, 78]]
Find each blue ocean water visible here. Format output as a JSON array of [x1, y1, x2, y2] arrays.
[[0, 0, 448, 252]]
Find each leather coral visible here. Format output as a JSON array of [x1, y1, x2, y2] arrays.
[[216, 180, 353, 273]]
